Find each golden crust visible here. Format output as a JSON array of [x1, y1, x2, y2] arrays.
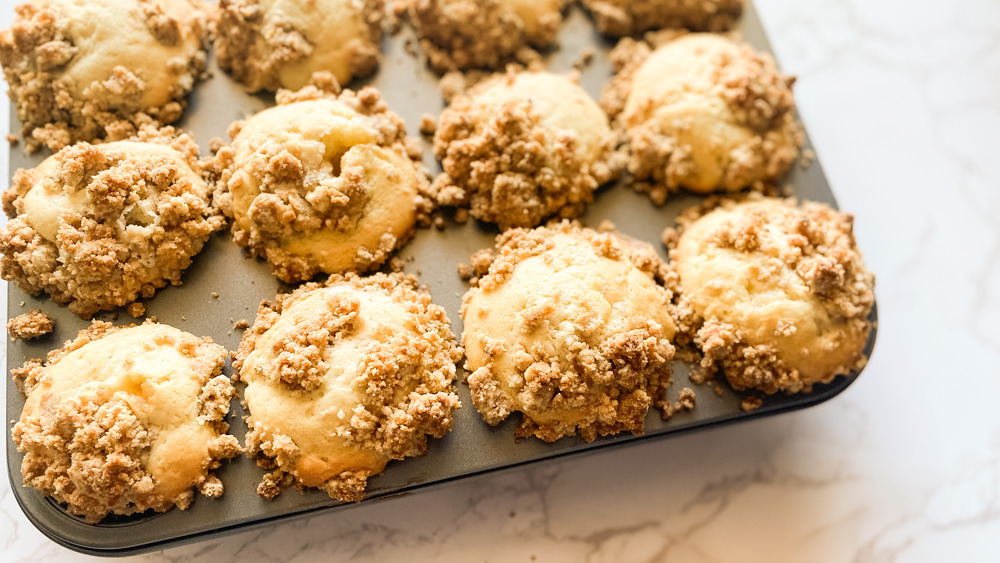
[[432, 70, 621, 229], [602, 33, 802, 203], [212, 80, 432, 283], [6, 309, 54, 340], [11, 321, 241, 523], [393, 0, 567, 73], [233, 272, 462, 502], [213, 0, 385, 92], [0, 127, 222, 318], [582, 0, 744, 36], [462, 221, 677, 442], [0, 0, 210, 152], [666, 196, 875, 394]]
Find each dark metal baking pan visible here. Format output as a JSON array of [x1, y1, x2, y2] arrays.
[[5, 2, 877, 556]]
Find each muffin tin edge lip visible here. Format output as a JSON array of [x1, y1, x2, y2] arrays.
[[2, 1, 879, 556]]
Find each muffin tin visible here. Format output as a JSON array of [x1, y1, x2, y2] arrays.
[[4, 2, 877, 556]]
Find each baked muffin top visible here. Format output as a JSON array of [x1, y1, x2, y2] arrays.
[[213, 81, 431, 282], [0, 0, 210, 152], [0, 127, 220, 317], [669, 196, 875, 394], [12, 321, 240, 523], [462, 221, 676, 441], [213, 0, 384, 92], [603, 33, 801, 201], [432, 70, 620, 229], [234, 273, 462, 501], [393, 0, 567, 73]]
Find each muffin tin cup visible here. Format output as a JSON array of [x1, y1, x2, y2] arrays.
[[5, 2, 877, 556]]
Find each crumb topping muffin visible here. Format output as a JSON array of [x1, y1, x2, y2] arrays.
[[582, 0, 744, 36], [432, 70, 620, 230], [0, 0, 210, 152], [668, 196, 875, 394], [11, 321, 241, 523], [212, 81, 431, 283], [462, 221, 676, 442], [233, 273, 462, 502], [393, 0, 567, 73], [0, 127, 221, 318], [602, 33, 801, 203], [213, 0, 385, 92]]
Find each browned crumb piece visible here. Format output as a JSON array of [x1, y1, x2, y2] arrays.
[[11, 321, 240, 523], [127, 302, 146, 318], [6, 310, 53, 341], [212, 0, 385, 92], [0, 126, 221, 318], [582, 0, 744, 37], [740, 396, 763, 412], [234, 272, 462, 501], [677, 387, 696, 410], [432, 70, 621, 230], [0, 1, 210, 153], [463, 222, 677, 441], [800, 148, 816, 168], [602, 34, 801, 201], [457, 263, 473, 281], [6, 134, 19, 146], [574, 47, 596, 71], [234, 319, 249, 330], [419, 113, 438, 135], [393, 0, 566, 73], [667, 196, 875, 395], [211, 291, 220, 299]]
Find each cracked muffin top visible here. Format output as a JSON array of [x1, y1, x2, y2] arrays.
[[0, 0, 210, 152], [213, 0, 385, 92]]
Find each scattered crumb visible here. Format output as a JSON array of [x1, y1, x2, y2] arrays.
[[574, 47, 595, 71], [7, 310, 54, 341], [740, 396, 763, 412], [127, 302, 145, 318], [453, 208, 469, 224], [234, 319, 249, 330], [403, 37, 420, 58], [181, 315, 187, 321], [457, 263, 473, 280], [419, 113, 437, 136], [6, 134, 18, 146], [677, 387, 696, 410], [714, 385, 724, 396], [800, 148, 816, 168], [19, 301, 25, 307], [211, 292, 220, 299]]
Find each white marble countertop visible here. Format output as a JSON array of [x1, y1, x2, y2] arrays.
[[2, 0, 999, 561]]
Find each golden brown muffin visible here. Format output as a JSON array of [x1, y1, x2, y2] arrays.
[[432, 70, 620, 230], [602, 33, 801, 203], [582, 0, 744, 36], [212, 81, 431, 283], [0, 127, 221, 318], [392, 0, 567, 73], [462, 221, 677, 442], [11, 321, 241, 523], [0, 0, 210, 152], [233, 273, 462, 502], [213, 0, 385, 92], [668, 196, 875, 394]]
